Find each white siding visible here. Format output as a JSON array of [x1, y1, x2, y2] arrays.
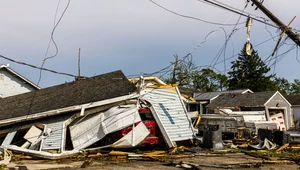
[[293, 106, 300, 121], [0, 70, 36, 97], [40, 115, 71, 151], [141, 88, 194, 147]]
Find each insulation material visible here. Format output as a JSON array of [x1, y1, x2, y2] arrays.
[[246, 17, 253, 42], [246, 17, 253, 55], [112, 122, 150, 148], [70, 104, 141, 150]]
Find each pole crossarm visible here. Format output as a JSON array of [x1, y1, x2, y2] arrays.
[[251, 0, 300, 46]]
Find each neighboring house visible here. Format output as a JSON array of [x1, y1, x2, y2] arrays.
[[193, 89, 253, 114], [206, 91, 293, 130], [0, 64, 40, 97], [178, 87, 201, 98], [285, 94, 300, 122]]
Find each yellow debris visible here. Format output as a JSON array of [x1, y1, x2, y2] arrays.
[[144, 151, 167, 156], [276, 143, 289, 152], [108, 150, 128, 156]]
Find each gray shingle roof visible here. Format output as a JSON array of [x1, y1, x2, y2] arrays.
[[178, 87, 201, 97], [206, 91, 276, 108], [194, 89, 253, 101], [285, 95, 300, 106], [0, 70, 136, 121]]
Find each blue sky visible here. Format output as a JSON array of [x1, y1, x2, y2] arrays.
[[0, 0, 299, 88]]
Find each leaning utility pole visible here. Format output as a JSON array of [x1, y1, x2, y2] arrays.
[[250, 0, 300, 46]]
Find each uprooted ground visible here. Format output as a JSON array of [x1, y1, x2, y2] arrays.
[[4, 146, 300, 170]]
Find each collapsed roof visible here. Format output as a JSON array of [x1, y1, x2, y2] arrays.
[[0, 70, 137, 126]]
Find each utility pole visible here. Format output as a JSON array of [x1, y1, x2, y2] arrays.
[[250, 0, 300, 46], [78, 48, 81, 78]]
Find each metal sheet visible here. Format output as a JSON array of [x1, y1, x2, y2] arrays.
[[112, 122, 150, 148], [140, 88, 194, 147], [70, 104, 141, 150]]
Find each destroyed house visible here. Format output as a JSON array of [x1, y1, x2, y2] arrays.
[[0, 70, 138, 158], [206, 91, 293, 130], [0, 71, 195, 159], [0, 64, 40, 97], [0, 70, 137, 127]]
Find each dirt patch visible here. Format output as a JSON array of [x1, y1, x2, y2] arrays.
[[5, 152, 300, 170]]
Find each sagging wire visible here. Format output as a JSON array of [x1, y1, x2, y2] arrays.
[[0, 54, 81, 78], [212, 34, 281, 68], [198, 0, 278, 28], [208, 0, 264, 19], [265, 36, 291, 67], [135, 31, 216, 78], [267, 44, 297, 71], [38, 0, 71, 86], [209, 1, 248, 74], [13, 0, 73, 147], [296, 46, 300, 63], [133, 2, 248, 80], [43, 0, 61, 63], [148, 0, 246, 26], [167, 9, 243, 79], [264, 18, 278, 42]]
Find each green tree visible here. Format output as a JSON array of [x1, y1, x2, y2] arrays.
[[192, 68, 228, 92], [165, 55, 227, 91], [228, 43, 277, 92], [273, 77, 291, 95], [291, 79, 300, 94], [165, 54, 196, 87]]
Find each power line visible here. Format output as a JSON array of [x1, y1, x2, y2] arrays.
[[43, 0, 61, 61], [11, 0, 73, 144], [148, 0, 246, 26], [198, 0, 278, 28], [209, 1, 248, 72], [37, 0, 71, 86], [0, 54, 83, 78], [44, 0, 71, 62], [296, 46, 300, 63]]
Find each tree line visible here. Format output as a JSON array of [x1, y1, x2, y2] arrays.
[[165, 43, 300, 95]]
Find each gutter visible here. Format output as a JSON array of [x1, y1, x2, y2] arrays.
[[0, 93, 139, 127], [2, 145, 80, 160]]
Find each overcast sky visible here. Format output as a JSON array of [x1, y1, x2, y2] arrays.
[[0, 0, 299, 88]]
